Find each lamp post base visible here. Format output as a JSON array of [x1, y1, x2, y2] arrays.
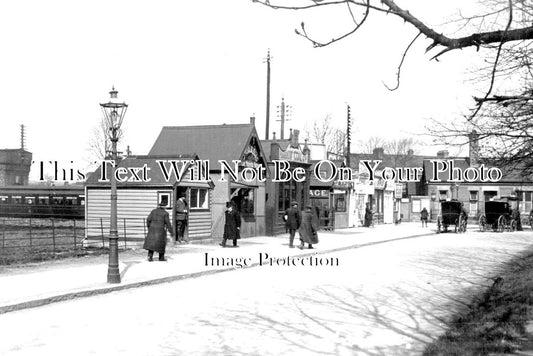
[[107, 236, 121, 284]]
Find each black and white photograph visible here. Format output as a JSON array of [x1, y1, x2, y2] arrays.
[[1, 1, 533, 355]]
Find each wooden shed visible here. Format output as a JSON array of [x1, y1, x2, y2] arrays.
[[84, 155, 214, 245]]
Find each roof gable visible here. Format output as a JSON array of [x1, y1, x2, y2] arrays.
[[149, 124, 267, 169]]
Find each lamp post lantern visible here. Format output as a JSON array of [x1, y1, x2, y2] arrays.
[[100, 87, 128, 284]]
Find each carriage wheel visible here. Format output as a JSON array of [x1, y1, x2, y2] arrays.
[[458, 215, 467, 233], [510, 220, 517, 232], [497, 215, 505, 232], [478, 215, 486, 232]]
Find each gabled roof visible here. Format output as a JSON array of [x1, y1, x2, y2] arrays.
[[85, 155, 214, 188], [148, 124, 267, 169]]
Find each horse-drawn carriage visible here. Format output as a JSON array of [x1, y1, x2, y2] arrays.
[[437, 201, 468, 233], [478, 201, 517, 232]]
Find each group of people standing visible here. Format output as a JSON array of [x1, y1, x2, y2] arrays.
[[142, 197, 244, 261], [142, 197, 320, 262], [284, 201, 319, 249]]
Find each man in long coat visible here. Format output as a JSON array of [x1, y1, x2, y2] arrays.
[[176, 196, 189, 244], [284, 201, 301, 248], [144, 202, 173, 261], [220, 201, 241, 247], [364, 203, 373, 227], [298, 205, 319, 249]]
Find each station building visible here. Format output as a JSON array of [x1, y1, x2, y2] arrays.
[[148, 119, 269, 239]]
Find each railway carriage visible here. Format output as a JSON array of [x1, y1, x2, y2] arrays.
[[0, 185, 84, 219]]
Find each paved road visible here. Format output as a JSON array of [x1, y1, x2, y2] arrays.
[[0, 229, 531, 356]]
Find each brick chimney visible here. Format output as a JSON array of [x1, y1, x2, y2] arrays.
[[291, 129, 300, 148], [437, 150, 449, 159], [373, 147, 384, 159], [468, 130, 480, 166], [250, 116, 255, 125]]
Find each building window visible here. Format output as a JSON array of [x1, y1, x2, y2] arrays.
[[523, 191, 532, 213], [439, 190, 448, 201], [469, 191, 478, 201], [190, 188, 208, 209], [333, 193, 346, 212], [412, 199, 421, 213], [484, 191, 498, 201], [231, 188, 255, 215], [278, 180, 296, 211], [157, 191, 172, 209]]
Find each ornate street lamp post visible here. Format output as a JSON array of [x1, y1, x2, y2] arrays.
[[100, 87, 128, 284]]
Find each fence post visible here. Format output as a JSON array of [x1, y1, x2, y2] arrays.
[[52, 219, 56, 254], [100, 218, 105, 248], [29, 216, 33, 248], [123, 218, 127, 249], [73, 219, 77, 251]]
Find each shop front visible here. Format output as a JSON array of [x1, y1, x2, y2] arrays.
[[264, 131, 311, 235]]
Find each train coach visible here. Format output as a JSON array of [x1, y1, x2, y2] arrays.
[[0, 185, 84, 219]]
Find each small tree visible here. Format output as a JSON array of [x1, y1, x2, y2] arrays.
[[86, 117, 126, 166], [304, 114, 347, 157]]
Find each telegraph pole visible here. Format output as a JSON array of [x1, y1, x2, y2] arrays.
[[264, 50, 271, 140], [20, 124, 26, 150], [346, 105, 352, 167], [277, 96, 291, 140]]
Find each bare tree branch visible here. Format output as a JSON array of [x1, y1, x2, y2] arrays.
[[470, 0, 514, 118], [383, 32, 421, 91], [255, 0, 533, 54]]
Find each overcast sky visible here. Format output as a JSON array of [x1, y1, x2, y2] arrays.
[[0, 0, 486, 181]]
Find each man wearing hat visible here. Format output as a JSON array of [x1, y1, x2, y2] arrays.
[[284, 201, 301, 248], [143, 200, 174, 261], [175, 195, 189, 244]]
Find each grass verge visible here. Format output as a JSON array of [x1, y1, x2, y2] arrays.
[[423, 248, 533, 355]]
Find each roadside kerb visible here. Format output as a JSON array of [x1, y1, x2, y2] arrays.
[[0, 228, 436, 315]]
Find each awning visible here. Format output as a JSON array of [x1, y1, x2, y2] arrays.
[[230, 181, 259, 189], [176, 180, 214, 189]]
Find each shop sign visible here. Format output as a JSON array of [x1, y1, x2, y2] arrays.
[[279, 147, 308, 163], [333, 181, 351, 189], [309, 189, 328, 197]]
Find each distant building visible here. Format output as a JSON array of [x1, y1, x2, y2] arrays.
[[350, 140, 533, 223], [0, 149, 32, 186]]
